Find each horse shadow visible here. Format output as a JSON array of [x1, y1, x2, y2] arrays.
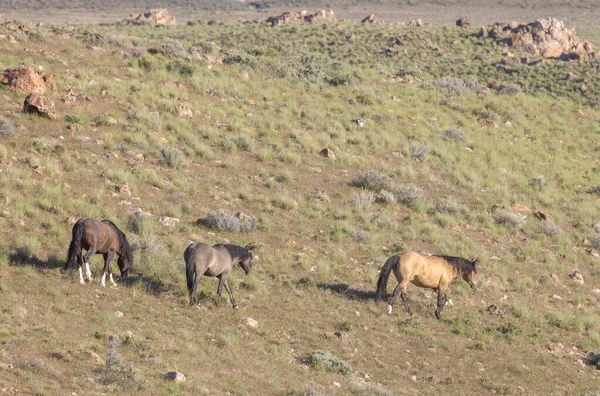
[[8, 251, 64, 269], [120, 274, 169, 295], [317, 283, 375, 301]]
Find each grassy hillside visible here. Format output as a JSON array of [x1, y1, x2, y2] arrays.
[[1, 16, 600, 395]]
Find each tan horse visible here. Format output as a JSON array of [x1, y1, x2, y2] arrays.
[[185, 243, 253, 307], [65, 218, 132, 287], [375, 251, 477, 319]]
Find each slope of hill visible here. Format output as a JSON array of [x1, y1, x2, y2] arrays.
[[1, 16, 600, 395]]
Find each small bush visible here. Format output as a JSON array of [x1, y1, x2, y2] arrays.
[[354, 230, 371, 243], [590, 223, 600, 250], [189, 41, 219, 55], [204, 211, 258, 233], [0, 116, 16, 137], [435, 199, 470, 218], [223, 51, 257, 66], [352, 190, 376, 208], [431, 76, 478, 97], [441, 128, 466, 141], [351, 170, 394, 192], [409, 142, 430, 161], [128, 211, 154, 235], [394, 184, 424, 208], [375, 190, 396, 205], [98, 335, 145, 390], [539, 220, 562, 237], [161, 38, 184, 56], [492, 209, 526, 228], [495, 82, 522, 95], [161, 147, 186, 169], [307, 350, 352, 375], [105, 33, 129, 48]]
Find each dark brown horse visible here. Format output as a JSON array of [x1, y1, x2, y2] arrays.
[[375, 251, 477, 319], [185, 243, 253, 307], [65, 218, 132, 287]]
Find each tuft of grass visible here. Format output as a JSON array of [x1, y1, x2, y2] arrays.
[[352, 190, 376, 208], [539, 220, 563, 237], [492, 209, 526, 228], [307, 350, 352, 375], [351, 170, 394, 192], [161, 147, 186, 169], [0, 116, 16, 137], [203, 211, 258, 233], [441, 128, 467, 141], [409, 142, 431, 162]]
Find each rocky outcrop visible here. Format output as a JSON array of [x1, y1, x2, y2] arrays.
[[456, 17, 470, 28], [362, 14, 377, 25], [1, 68, 56, 94], [23, 92, 57, 120], [122, 9, 176, 26], [489, 18, 596, 60], [265, 10, 336, 26]]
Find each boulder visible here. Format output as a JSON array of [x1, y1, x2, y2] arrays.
[[265, 12, 301, 26], [23, 92, 57, 120], [479, 27, 489, 38], [511, 202, 532, 213], [246, 318, 259, 328], [534, 210, 551, 220], [408, 18, 424, 27], [490, 18, 596, 60], [362, 14, 377, 25], [1, 68, 57, 94], [319, 148, 336, 160], [304, 10, 336, 23], [456, 17, 471, 28], [568, 271, 584, 285], [165, 371, 186, 382], [123, 9, 176, 26], [115, 182, 131, 196]]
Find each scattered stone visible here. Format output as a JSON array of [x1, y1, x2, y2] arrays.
[[123, 9, 176, 26], [246, 318, 259, 328], [511, 202, 533, 213], [84, 350, 104, 365], [0, 362, 14, 370], [352, 118, 366, 128], [551, 294, 563, 300], [319, 148, 336, 160], [551, 273, 559, 282], [152, 132, 169, 144], [569, 271, 584, 285], [479, 26, 489, 38], [333, 381, 341, 388], [590, 289, 600, 298], [487, 304, 502, 315], [410, 375, 417, 382], [115, 182, 131, 196], [23, 92, 57, 120], [266, 9, 336, 26], [445, 299, 454, 307], [361, 14, 377, 25], [456, 17, 470, 28], [464, 147, 473, 153], [158, 216, 180, 227], [165, 371, 186, 382], [123, 330, 135, 340], [115, 311, 124, 318], [1, 68, 57, 94], [408, 18, 424, 27]]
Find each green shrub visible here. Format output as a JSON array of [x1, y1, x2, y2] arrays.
[[203, 211, 258, 233], [307, 350, 352, 375], [351, 170, 394, 192], [0, 116, 16, 137], [161, 147, 186, 169]]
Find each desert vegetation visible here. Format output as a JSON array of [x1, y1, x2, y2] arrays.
[[1, 3, 600, 395]]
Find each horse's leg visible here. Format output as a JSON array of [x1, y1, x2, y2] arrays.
[[77, 250, 85, 284], [400, 285, 412, 315], [223, 280, 237, 308], [191, 273, 200, 305], [83, 248, 96, 282], [107, 252, 117, 287], [215, 275, 225, 306], [101, 252, 115, 288], [435, 285, 449, 320]]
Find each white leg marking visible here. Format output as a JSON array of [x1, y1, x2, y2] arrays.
[[85, 262, 92, 280], [101, 273, 106, 288], [387, 304, 393, 315], [79, 267, 85, 284], [109, 273, 117, 287]]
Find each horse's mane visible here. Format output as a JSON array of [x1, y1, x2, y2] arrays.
[[215, 244, 252, 261], [102, 220, 133, 264], [436, 255, 476, 274]]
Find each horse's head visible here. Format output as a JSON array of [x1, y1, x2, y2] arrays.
[[239, 252, 253, 275], [117, 255, 131, 277], [462, 258, 478, 289]]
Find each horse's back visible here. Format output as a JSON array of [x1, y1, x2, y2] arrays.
[[399, 251, 453, 288]]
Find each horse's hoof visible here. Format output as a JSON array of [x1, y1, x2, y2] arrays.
[[387, 305, 393, 315]]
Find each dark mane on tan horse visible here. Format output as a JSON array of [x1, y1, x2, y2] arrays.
[[375, 251, 478, 319]]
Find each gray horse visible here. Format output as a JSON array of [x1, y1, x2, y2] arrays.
[[184, 243, 253, 307]]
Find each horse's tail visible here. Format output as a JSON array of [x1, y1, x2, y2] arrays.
[[375, 254, 400, 301], [65, 220, 84, 270], [185, 244, 197, 304]]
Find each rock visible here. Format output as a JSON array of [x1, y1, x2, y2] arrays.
[[484, 276, 505, 291], [590, 289, 600, 297], [115, 311, 124, 318], [319, 148, 336, 160], [511, 202, 532, 213], [408, 18, 424, 27], [534, 210, 550, 220], [456, 17, 470, 28], [333, 382, 341, 388], [158, 216, 180, 227], [0, 362, 14, 369], [445, 299, 454, 307], [115, 182, 131, 196], [246, 318, 258, 328], [362, 14, 377, 25], [165, 371, 186, 382], [479, 26, 489, 38], [266, 9, 336, 26], [551, 273, 559, 282], [123, 9, 176, 26], [487, 304, 502, 315], [84, 350, 104, 365], [152, 132, 169, 144], [1, 68, 57, 94], [569, 271, 584, 285], [266, 11, 302, 26], [490, 18, 596, 60], [352, 118, 366, 128], [23, 92, 57, 120], [123, 330, 135, 340], [304, 10, 336, 23], [551, 294, 563, 300]]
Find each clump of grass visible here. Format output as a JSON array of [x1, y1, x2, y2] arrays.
[[590, 223, 600, 250], [431, 76, 479, 97], [352, 190, 376, 208], [351, 170, 394, 192], [375, 190, 396, 205], [495, 82, 522, 95], [354, 230, 371, 243], [223, 51, 257, 66], [0, 116, 16, 137], [539, 220, 562, 237], [160, 147, 186, 169], [409, 141, 431, 162], [203, 211, 258, 233], [435, 199, 470, 218], [492, 209, 526, 228], [307, 350, 352, 375], [394, 184, 424, 208], [189, 40, 219, 55], [128, 211, 154, 235], [161, 38, 184, 56], [441, 128, 466, 141], [98, 335, 145, 390]]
